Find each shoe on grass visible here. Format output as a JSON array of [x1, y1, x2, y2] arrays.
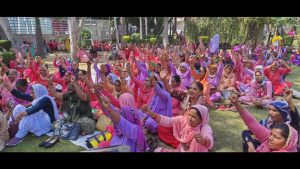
[[6, 137, 23, 147]]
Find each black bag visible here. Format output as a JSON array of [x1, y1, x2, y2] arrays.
[[58, 98, 81, 140], [58, 122, 81, 141]]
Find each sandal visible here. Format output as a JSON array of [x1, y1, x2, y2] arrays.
[[39, 136, 55, 147], [44, 136, 59, 148]]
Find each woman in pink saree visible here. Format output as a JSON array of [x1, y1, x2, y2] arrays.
[[0, 69, 19, 114], [141, 104, 213, 152], [264, 60, 292, 96]]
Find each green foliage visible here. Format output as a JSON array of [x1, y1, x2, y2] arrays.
[[156, 36, 163, 44], [199, 36, 210, 44], [169, 36, 179, 45], [131, 33, 140, 39], [150, 38, 157, 44], [185, 17, 298, 46], [283, 35, 294, 47], [79, 28, 92, 49], [122, 36, 131, 43], [130, 33, 140, 43], [81, 39, 91, 49], [145, 35, 156, 39], [0, 40, 12, 51], [59, 37, 66, 43], [80, 29, 91, 39], [0, 51, 16, 66], [185, 18, 200, 43]]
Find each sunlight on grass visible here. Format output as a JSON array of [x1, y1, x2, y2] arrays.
[[3, 135, 84, 152], [210, 106, 268, 152]]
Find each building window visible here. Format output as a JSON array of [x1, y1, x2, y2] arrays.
[[7, 17, 59, 35]]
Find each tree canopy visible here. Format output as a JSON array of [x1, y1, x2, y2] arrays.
[[184, 17, 298, 46]]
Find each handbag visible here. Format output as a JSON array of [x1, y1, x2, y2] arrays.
[[86, 131, 112, 149], [58, 122, 81, 141], [95, 113, 112, 132]]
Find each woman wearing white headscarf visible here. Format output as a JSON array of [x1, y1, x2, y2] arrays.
[[6, 84, 58, 146]]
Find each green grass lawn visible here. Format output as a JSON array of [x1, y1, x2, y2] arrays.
[[3, 135, 84, 152], [2, 54, 300, 152]]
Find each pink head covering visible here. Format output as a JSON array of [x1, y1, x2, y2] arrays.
[[255, 46, 262, 53], [233, 46, 240, 52], [119, 93, 136, 108], [65, 70, 75, 77], [169, 104, 212, 152], [191, 104, 209, 125], [225, 51, 231, 59], [176, 62, 192, 88], [256, 124, 298, 152], [280, 125, 299, 152]]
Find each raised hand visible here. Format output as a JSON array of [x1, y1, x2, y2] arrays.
[[101, 95, 111, 109], [86, 60, 92, 66], [150, 73, 157, 86], [94, 82, 103, 91], [284, 88, 293, 103], [141, 104, 151, 115], [194, 133, 209, 146], [70, 75, 76, 83], [47, 74, 54, 83], [2, 77, 12, 89], [160, 70, 167, 81], [0, 55, 3, 62]]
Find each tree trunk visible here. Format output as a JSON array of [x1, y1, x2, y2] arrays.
[[256, 25, 265, 45], [68, 17, 86, 62], [163, 17, 169, 47], [267, 25, 273, 45], [172, 17, 177, 37], [120, 17, 127, 46], [139, 17, 143, 39], [145, 17, 148, 36], [120, 17, 127, 36], [69, 17, 78, 62], [35, 17, 45, 57], [169, 17, 172, 36], [0, 17, 17, 50], [114, 17, 121, 51]]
